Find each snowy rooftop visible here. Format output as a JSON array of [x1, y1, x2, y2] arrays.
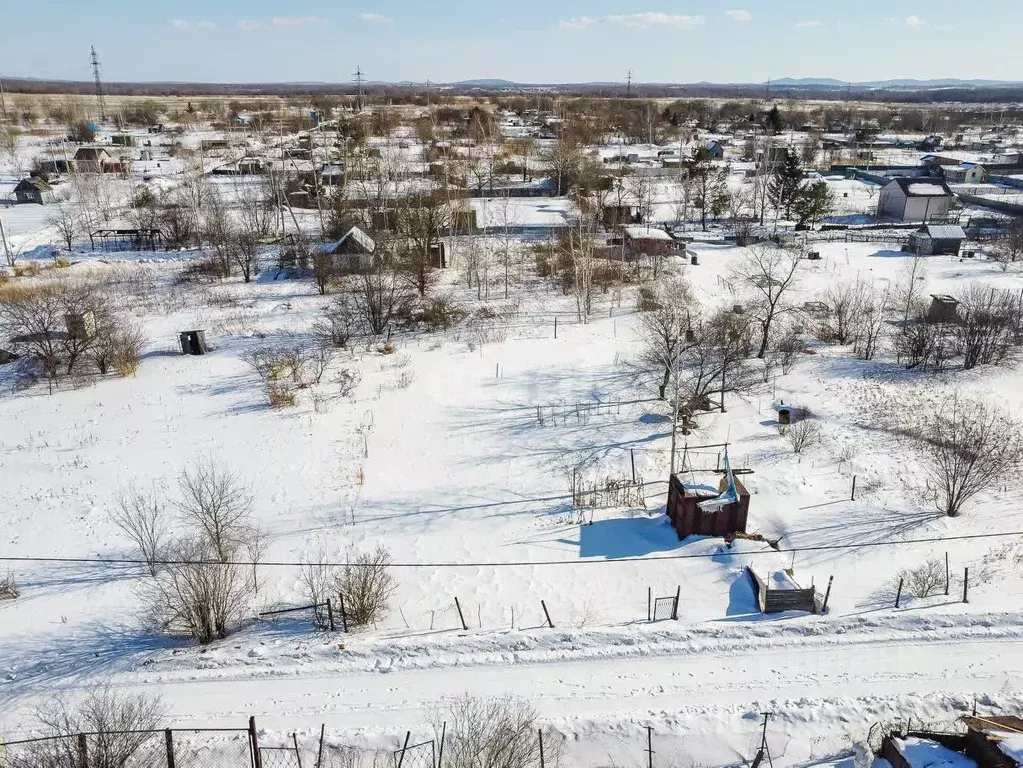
[[908, 183, 952, 196], [625, 225, 674, 241], [893, 738, 978, 768]]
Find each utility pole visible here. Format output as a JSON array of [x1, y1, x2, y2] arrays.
[[90, 46, 106, 121], [0, 78, 7, 122], [0, 217, 12, 268], [626, 69, 633, 99], [353, 66, 365, 112]]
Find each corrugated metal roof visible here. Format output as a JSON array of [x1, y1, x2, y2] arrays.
[[921, 225, 966, 239]]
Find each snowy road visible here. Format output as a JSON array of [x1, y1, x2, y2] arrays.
[[117, 636, 1022, 731]]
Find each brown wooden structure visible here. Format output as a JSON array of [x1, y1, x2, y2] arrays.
[[746, 567, 819, 614], [666, 473, 750, 540]]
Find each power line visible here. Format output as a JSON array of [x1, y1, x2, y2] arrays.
[[1, 529, 1021, 570]]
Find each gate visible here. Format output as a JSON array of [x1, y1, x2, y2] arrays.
[[651, 587, 681, 622], [393, 740, 435, 768]]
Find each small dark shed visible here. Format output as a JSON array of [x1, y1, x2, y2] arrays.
[[666, 473, 750, 540], [926, 294, 961, 323], [13, 178, 55, 205], [179, 330, 208, 356], [908, 224, 966, 256]]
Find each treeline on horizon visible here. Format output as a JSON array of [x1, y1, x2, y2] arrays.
[[4, 77, 1023, 105]]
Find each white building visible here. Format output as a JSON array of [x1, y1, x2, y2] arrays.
[[877, 178, 955, 222]]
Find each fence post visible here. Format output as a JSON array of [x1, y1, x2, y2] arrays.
[[315, 724, 326, 768], [455, 597, 468, 631], [293, 733, 304, 768], [438, 722, 446, 768], [397, 732, 412, 768], [631, 449, 636, 484], [338, 593, 348, 633], [326, 598, 335, 632], [945, 552, 950, 596], [250, 716, 263, 768], [963, 567, 969, 603], [538, 729, 546, 768], [851, 475, 857, 501], [671, 585, 681, 620], [541, 600, 554, 628], [647, 587, 652, 622], [646, 726, 654, 768], [77, 733, 88, 768], [554, 317, 558, 339], [165, 730, 176, 768], [821, 576, 833, 614], [895, 577, 904, 608]]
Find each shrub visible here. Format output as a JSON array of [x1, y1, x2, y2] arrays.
[[379, 342, 396, 355], [415, 295, 468, 331], [266, 381, 297, 408], [786, 419, 822, 454], [0, 570, 19, 600], [637, 286, 661, 312], [333, 546, 396, 628], [896, 558, 945, 599], [336, 368, 361, 398], [434, 695, 561, 768]]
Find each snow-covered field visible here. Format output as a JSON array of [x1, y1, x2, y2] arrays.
[[2, 234, 1022, 764]]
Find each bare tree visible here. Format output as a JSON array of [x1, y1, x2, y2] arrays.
[[433, 695, 561, 768], [786, 420, 822, 454], [23, 687, 165, 768], [47, 197, 78, 253], [176, 459, 255, 563], [640, 276, 698, 399], [954, 284, 1018, 370], [908, 392, 1023, 517], [333, 546, 396, 628], [314, 290, 359, 348], [111, 483, 169, 577], [893, 255, 928, 322], [731, 244, 801, 358], [357, 259, 408, 336]]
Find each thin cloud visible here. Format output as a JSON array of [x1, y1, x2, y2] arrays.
[[724, 9, 752, 22], [169, 19, 216, 31], [904, 15, 925, 27], [794, 20, 822, 28], [238, 19, 264, 30], [272, 16, 327, 26], [559, 12, 704, 30], [359, 12, 394, 24]]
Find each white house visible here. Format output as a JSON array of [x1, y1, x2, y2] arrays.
[[877, 178, 955, 222], [944, 164, 987, 184]]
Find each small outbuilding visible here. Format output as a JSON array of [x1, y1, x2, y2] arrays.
[[908, 224, 966, 256], [624, 225, 679, 258], [666, 473, 750, 540], [312, 226, 376, 271], [13, 178, 55, 205], [926, 294, 961, 324], [944, 164, 987, 184], [179, 330, 208, 356], [705, 140, 725, 160], [878, 177, 955, 222]]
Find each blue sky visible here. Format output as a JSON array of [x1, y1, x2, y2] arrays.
[[2, 1, 1021, 84]]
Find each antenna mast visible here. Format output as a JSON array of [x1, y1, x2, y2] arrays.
[[626, 69, 633, 98], [353, 66, 365, 111], [90, 46, 106, 120]]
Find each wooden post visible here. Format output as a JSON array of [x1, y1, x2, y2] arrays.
[[647, 587, 652, 622], [821, 576, 834, 613], [963, 567, 969, 603], [671, 585, 681, 620], [338, 593, 348, 633], [455, 597, 468, 631], [326, 598, 335, 632], [631, 449, 636, 484], [646, 725, 654, 768], [554, 317, 558, 339], [78, 733, 88, 768], [165, 730, 176, 768], [397, 731, 412, 768], [250, 717, 263, 768], [541, 600, 554, 628], [851, 475, 857, 501], [895, 577, 904, 608], [945, 552, 950, 596], [438, 722, 446, 768], [538, 729, 546, 768], [315, 724, 326, 768], [293, 733, 304, 768]]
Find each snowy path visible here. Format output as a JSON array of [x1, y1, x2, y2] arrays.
[[90, 635, 1023, 732]]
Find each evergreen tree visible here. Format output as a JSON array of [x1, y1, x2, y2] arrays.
[[767, 105, 783, 133], [769, 152, 804, 219], [791, 181, 835, 230]]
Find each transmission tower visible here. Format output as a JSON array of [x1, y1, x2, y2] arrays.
[[90, 46, 106, 120], [353, 66, 365, 111], [626, 69, 633, 98]]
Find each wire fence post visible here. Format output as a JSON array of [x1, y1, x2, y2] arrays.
[[78, 733, 88, 768], [326, 598, 335, 632], [646, 726, 654, 768], [895, 577, 904, 608], [821, 575, 833, 614], [671, 585, 681, 620], [539, 729, 546, 768], [963, 567, 969, 603], [315, 724, 325, 768], [338, 593, 348, 633], [397, 732, 411, 768], [250, 717, 263, 768], [851, 475, 857, 501], [945, 552, 950, 596], [438, 722, 446, 768], [631, 449, 636, 484], [554, 317, 558, 339], [541, 599, 554, 628], [455, 597, 468, 631], [647, 586, 652, 622], [165, 730, 176, 768], [293, 733, 304, 768]]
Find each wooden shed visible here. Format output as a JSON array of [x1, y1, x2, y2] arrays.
[[908, 224, 966, 256], [13, 178, 55, 205], [666, 473, 750, 540], [926, 294, 961, 324], [746, 566, 819, 614]]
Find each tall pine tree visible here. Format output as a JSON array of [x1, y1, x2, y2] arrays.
[[769, 152, 804, 219]]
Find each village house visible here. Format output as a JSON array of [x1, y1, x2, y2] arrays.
[[877, 177, 956, 222], [944, 164, 988, 184], [73, 146, 118, 173], [623, 226, 679, 258], [13, 177, 56, 205], [312, 226, 376, 271], [705, 140, 726, 160], [907, 224, 967, 257]]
